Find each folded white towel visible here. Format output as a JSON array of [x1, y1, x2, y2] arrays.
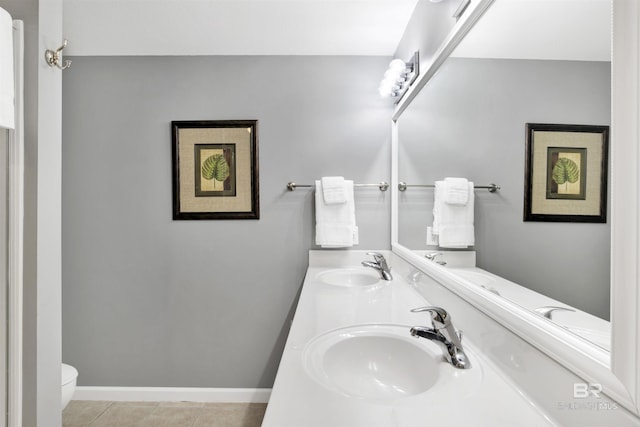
[[433, 180, 475, 248], [315, 180, 359, 248], [321, 176, 347, 205], [444, 177, 470, 206]]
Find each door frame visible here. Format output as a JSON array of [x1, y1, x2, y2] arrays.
[[7, 19, 24, 427]]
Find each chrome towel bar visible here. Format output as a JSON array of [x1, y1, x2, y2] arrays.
[[398, 182, 500, 193], [287, 181, 389, 192]]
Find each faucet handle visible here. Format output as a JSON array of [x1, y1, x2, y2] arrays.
[[410, 306, 450, 328], [366, 252, 385, 263], [534, 305, 576, 320], [425, 252, 443, 261]]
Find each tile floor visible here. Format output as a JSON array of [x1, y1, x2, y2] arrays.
[[62, 401, 267, 427]]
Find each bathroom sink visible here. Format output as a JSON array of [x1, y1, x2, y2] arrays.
[[302, 324, 482, 403], [315, 268, 382, 287]]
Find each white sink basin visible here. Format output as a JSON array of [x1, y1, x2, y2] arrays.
[[315, 268, 382, 287], [302, 324, 482, 403]]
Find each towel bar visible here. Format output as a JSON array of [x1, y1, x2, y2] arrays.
[[398, 182, 500, 193], [287, 181, 389, 192]]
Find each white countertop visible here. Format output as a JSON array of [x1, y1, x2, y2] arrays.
[[262, 250, 556, 427]]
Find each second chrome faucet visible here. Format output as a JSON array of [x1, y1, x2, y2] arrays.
[[425, 252, 447, 266], [361, 252, 393, 281]]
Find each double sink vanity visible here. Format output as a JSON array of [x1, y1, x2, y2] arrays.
[[262, 251, 555, 427], [262, 0, 640, 424]]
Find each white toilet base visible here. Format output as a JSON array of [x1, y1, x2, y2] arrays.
[[62, 363, 78, 410]]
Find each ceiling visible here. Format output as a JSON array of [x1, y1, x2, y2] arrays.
[[453, 0, 611, 61], [62, 0, 611, 60], [62, 0, 420, 56]]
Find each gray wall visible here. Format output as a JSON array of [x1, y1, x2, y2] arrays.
[[62, 56, 392, 387], [397, 58, 611, 319]]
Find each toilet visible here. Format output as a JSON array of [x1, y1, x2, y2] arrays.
[[61, 363, 78, 410]]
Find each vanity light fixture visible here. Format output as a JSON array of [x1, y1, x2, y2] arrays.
[[378, 51, 419, 101]]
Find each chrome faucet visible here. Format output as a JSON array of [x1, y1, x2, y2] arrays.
[[361, 252, 393, 281], [534, 306, 576, 320], [409, 306, 471, 369], [425, 252, 446, 266]]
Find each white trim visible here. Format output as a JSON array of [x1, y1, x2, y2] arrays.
[[391, 120, 399, 245], [610, 0, 640, 414], [74, 387, 271, 403], [8, 19, 24, 427]]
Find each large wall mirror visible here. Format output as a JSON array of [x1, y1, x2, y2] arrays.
[[398, 0, 611, 340], [391, 0, 640, 416]]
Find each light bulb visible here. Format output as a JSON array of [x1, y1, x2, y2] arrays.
[[388, 59, 406, 74], [378, 80, 400, 97]]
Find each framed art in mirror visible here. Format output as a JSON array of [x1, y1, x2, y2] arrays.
[[524, 123, 609, 223], [172, 120, 260, 220]]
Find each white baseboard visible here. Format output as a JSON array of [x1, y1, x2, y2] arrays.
[[74, 387, 271, 403]]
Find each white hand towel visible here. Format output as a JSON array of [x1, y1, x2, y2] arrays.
[[315, 180, 359, 248], [321, 176, 347, 205], [444, 177, 469, 206], [433, 181, 475, 248]]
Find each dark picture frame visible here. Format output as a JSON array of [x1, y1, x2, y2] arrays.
[[172, 120, 259, 220], [524, 123, 608, 223]]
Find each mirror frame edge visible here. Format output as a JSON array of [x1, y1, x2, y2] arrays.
[[390, 0, 640, 416], [610, 0, 640, 414]]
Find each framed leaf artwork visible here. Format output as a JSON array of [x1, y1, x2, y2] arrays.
[[524, 123, 609, 223], [172, 120, 259, 220]]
